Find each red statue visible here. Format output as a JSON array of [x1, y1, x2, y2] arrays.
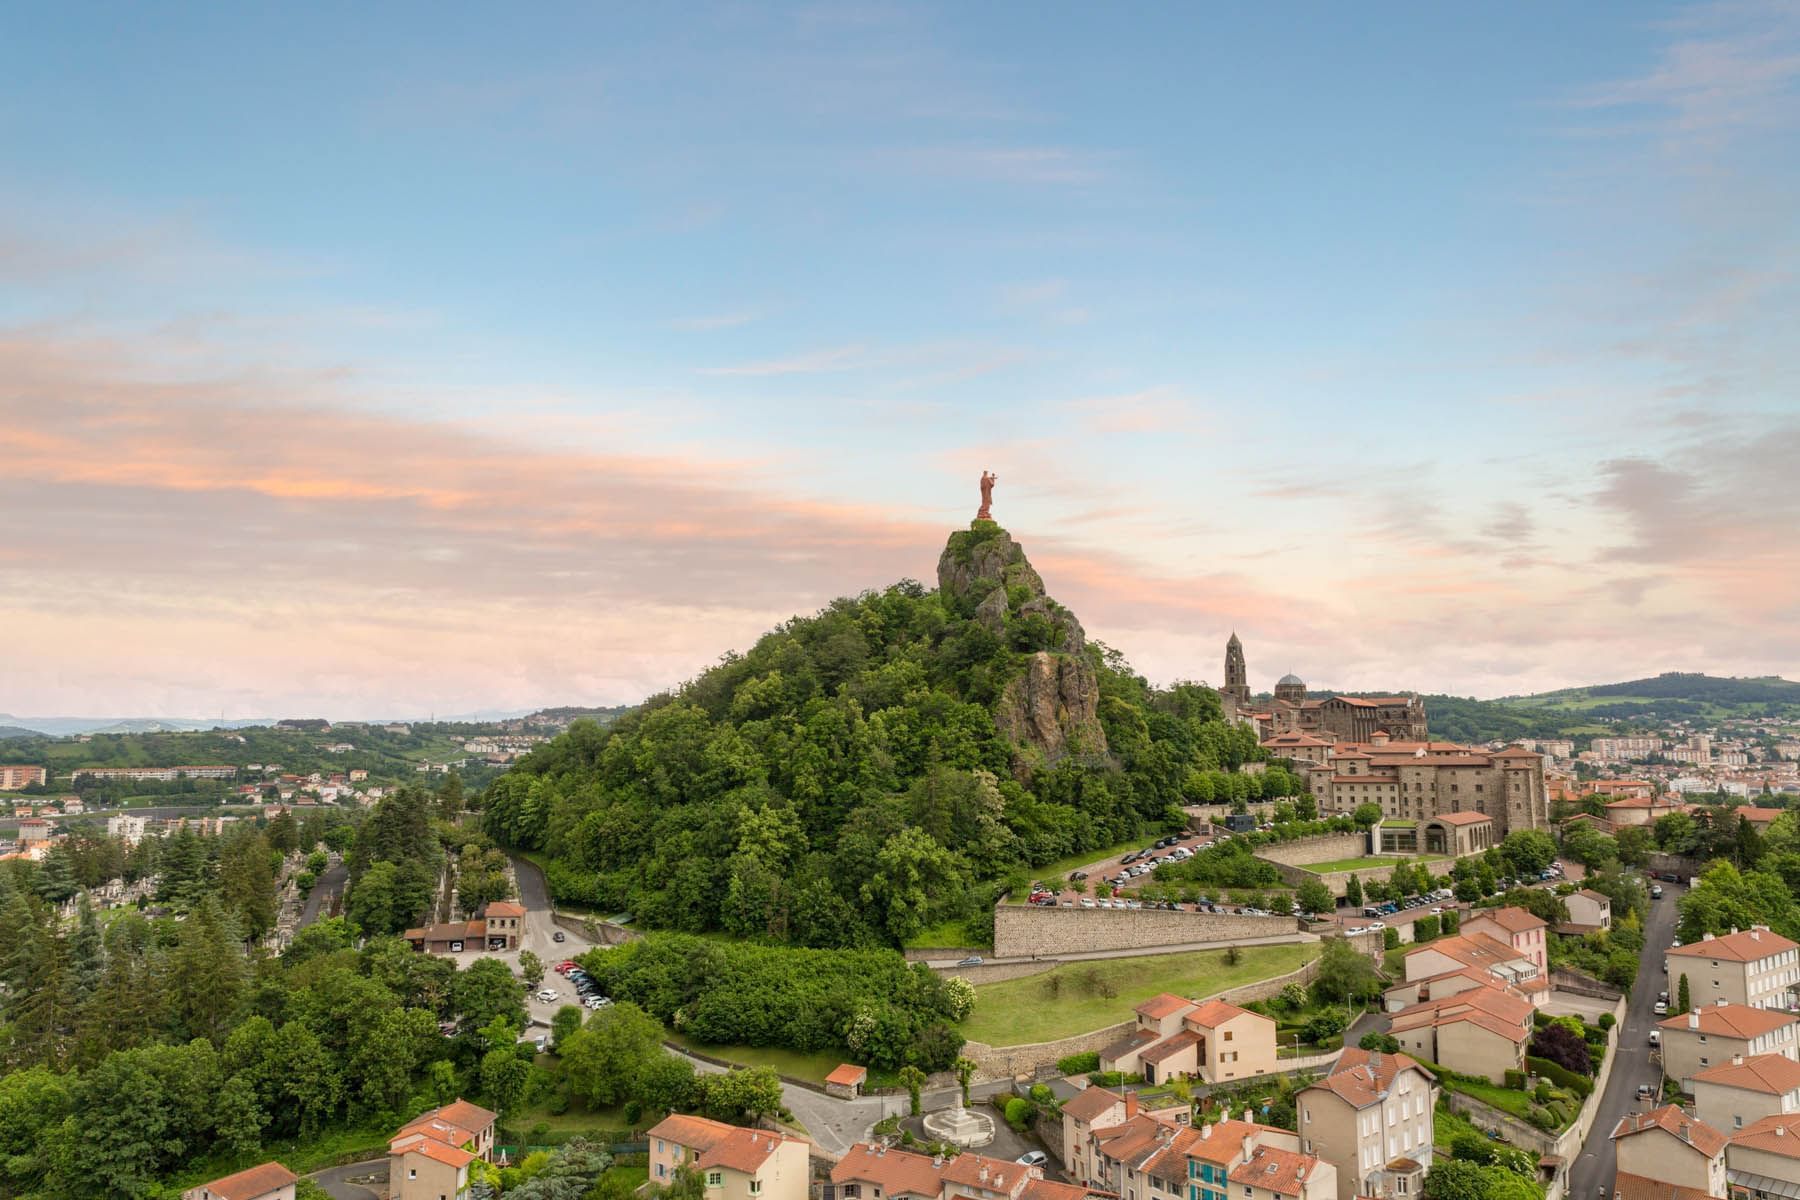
[[977, 470, 997, 520]]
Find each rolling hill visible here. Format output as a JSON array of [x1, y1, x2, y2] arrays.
[[1426, 673, 1800, 743]]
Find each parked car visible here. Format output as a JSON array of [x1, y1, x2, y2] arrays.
[[1649, 1030, 1661, 1046], [1071, 871, 1088, 882], [1368, 921, 1387, 930], [1651, 885, 1664, 898], [1636, 1083, 1655, 1100], [1653, 1001, 1669, 1015], [1017, 1152, 1048, 1168], [957, 956, 984, 967], [553, 931, 566, 943], [535, 989, 558, 1003]]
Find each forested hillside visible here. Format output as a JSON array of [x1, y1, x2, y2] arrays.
[[1426, 673, 1800, 743], [483, 522, 1274, 948]]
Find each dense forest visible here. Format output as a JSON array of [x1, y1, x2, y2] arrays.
[[483, 523, 1263, 948]]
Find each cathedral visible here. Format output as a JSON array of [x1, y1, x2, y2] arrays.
[[1215, 634, 1430, 743]]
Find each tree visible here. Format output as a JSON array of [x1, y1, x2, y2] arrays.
[[453, 958, 527, 1035], [519, 950, 545, 990], [954, 1055, 979, 1106], [1296, 878, 1334, 916], [1344, 874, 1364, 907], [638, 1053, 700, 1115], [1352, 804, 1382, 829], [481, 1046, 532, 1117], [1529, 1022, 1591, 1074], [1677, 973, 1691, 1013], [1313, 937, 1382, 1003], [213, 1072, 267, 1158], [899, 1065, 927, 1115], [1422, 1159, 1490, 1200], [1614, 825, 1653, 867], [1359, 1032, 1400, 1053], [700, 1066, 784, 1124], [1500, 830, 1558, 877], [560, 1002, 667, 1107], [550, 1004, 585, 1052]]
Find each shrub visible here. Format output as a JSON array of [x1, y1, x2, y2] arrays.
[[1057, 1051, 1100, 1075], [1361, 1033, 1401, 1053], [1529, 1023, 1593, 1075], [1003, 1098, 1034, 1133], [1596, 1012, 1616, 1031], [1527, 1056, 1593, 1097], [1383, 927, 1401, 950], [1503, 1069, 1527, 1090]]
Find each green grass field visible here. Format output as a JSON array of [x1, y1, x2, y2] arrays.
[[1303, 855, 1447, 874], [958, 942, 1318, 1046], [905, 917, 988, 950], [664, 1030, 851, 1086]]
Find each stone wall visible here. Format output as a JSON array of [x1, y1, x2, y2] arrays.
[[993, 905, 1300, 958], [1253, 833, 1369, 868], [963, 956, 1326, 1080], [1646, 852, 1707, 880], [1269, 856, 1457, 898]]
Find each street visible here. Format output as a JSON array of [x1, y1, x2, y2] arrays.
[[1565, 885, 1679, 1200]]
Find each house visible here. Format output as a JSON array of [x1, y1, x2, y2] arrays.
[[388, 1099, 497, 1200], [1061, 1087, 1133, 1186], [1459, 907, 1549, 979], [1610, 1106, 1729, 1200], [1099, 995, 1277, 1084], [1388, 979, 1533, 1083], [1604, 795, 1689, 827], [1660, 1004, 1800, 1090], [1667, 928, 1800, 1012], [1297, 1048, 1437, 1200], [1692, 1054, 1800, 1133], [16, 818, 50, 845], [826, 1064, 868, 1099], [1561, 889, 1613, 934], [1725, 1112, 1800, 1196], [1093, 1112, 1307, 1200], [647, 1113, 808, 1200], [1228, 1143, 1337, 1200], [831, 1141, 1043, 1200], [1396, 932, 1546, 1007], [404, 901, 527, 954], [181, 1161, 298, 1200]]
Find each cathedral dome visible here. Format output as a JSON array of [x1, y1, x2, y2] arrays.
[[1277, 673, 1305, 687]]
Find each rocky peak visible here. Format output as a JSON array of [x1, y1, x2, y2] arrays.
[[935, 520, 1107, 777]]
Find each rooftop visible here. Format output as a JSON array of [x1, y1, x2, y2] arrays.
[[1306, 1048, 1434, 1110], [1061, 1086, 1126, 1123], [1466, 906, 1548, 934], [1659, 1003, 1799, 1039], [1135, 992, 1193, 1020], [1668, 927, 1798, 963], [1611, 1106, 1729, 1158], [190, 1161, 298, 1200], [1728, 1113, 1800, 1159], [1227, 1144, 1323, 1197], [1693, 1054, 1800, 1095]]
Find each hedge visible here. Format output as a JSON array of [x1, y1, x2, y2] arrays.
[[1528, 1056, 1593, 1098], [1058, 1051, 1101, 1075]]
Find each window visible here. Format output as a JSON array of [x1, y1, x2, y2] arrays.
[[409, 1170, 418, 1181], [1397, 1180, 1409, 1195], [709, 1173, 723, 1188], [752, 1182, 763, 1194], [658, 1166, 667, 1179], [1224, 1031, 1233, 1041]]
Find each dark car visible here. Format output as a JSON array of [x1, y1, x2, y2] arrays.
[[1121, 852, 1140, 865], [553, 931, 566, 943], [1071, 871, 1088, 882]]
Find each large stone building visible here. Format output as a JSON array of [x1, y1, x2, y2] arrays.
[[1293, 737, 1548, 834], [1215, 638, 1428, 742]]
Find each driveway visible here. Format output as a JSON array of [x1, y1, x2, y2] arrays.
[[1565, 887, 1679, 1200], [309, 1159, 386, 1200], [299, 863, 347, 927]]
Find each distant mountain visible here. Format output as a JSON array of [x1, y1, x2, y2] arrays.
[[1426, 673, 1800, 743], [0, 725, 40, 740], [0, 714, 274, 737]]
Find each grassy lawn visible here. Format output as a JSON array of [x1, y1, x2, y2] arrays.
[[1433, 1100, 1485, 1151], [507, 1093, 633, 1134], [959, 943, 1319, 1046], [665, 1030, 850, 1086], [1445, 1077, 1531, 1118], [604, 1166, 650, 1190], [905, 916, 989, 950], [1304, 855, 1448, 874], [166, 1122, 393, 1193]]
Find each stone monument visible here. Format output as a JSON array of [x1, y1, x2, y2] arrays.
[[977, 470, 996, 520]]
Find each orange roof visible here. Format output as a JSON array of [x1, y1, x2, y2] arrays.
[[1135, 992, 1193, 1020], [1668, 927, 1799, 963], [1404, 931, 1533, 973], [1692, 1053, 1800, 1094], [397, 1137, 476, 1169], [941, 1148, 1037, 1192], [1184, 999, 1270, 1030], [1735, 808, 1786, 824], [482, 900, 527, 917], [1389, 979, 1533, 1043], [1093, 1114, 1176, 1169], [1728, 1113, 1800, 1159], [831, 1143, 949, 1198], [648, 1113, 738, 1154], [1062, 1086, 1127, 1122], [1492, 746, 1542, 758], [696, 1127, 795, 1174], [1610, 1171, 1722, 1200], [1428, 811, 1492, 826], [1140, 1030, 1201, 1065], [191, 1161, 299, 1200], [1466, 907, 1547, 934], [1228, 1144, 1323, 1197], [1308, 1048, 1434, 1109], [1611, 1106, 1729, 1158], [394, 1098, 495, 1150], [825, 1063, 868, 1086], [1658, 1002, 1798, 1039], [1022, 1181, 1116, 1200], [1186, 1119, 1291, 1165]]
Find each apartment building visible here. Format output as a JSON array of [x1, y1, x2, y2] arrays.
[[1658, 1004, 1800, 1090], [831, 1142, 1044, 1200], [1062, 1088, 1131, 1186], [1394, 931, 1547, 1008], [1725, 1112, 1800, 1198], [70, 764, 238, 781], [387, 1099, 497, 1200], [1228, 1142, 1337, 1200], [1297, 1048, 1437, 1200], [1667, 928, 1800, 1012], [0, 765, 47, 789], [1388, 980, 1533, 1084], [1100, 995, 1277, 1084], [182, 1162, 297, 1200], [1459, 907, 1548, 979], [1693, 1055, 1800, 1132], [647, 1114, 808, 1200], [1610, 1107, 1729, 1200]]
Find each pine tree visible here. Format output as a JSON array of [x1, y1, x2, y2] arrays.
[[68, 892, 104, 993]]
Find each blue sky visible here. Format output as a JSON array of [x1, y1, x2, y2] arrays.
[[1, 2, 1796, 717]]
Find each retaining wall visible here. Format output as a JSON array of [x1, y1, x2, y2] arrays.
[[993, 904, 1300, 958], [1253, 834, 1369, 868], [1271, 855, 1458, 898]]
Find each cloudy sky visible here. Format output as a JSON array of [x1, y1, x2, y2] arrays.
[[3, 2, 1797, 719]]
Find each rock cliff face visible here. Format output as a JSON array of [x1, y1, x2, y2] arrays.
[[936, 521, 1108, 777]]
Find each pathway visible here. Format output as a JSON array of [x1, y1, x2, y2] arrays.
[[921, 930, 1317, 970], [310, 1158, 387, 1200], [1565, 887, 1678, 1200]]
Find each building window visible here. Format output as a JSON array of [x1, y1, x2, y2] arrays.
[[409, 1170, 418, 1181], [752, 1182, 763, 1194], [709, 1173, 723, 1188]]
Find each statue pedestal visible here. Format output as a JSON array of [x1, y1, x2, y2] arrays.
[[922, 1101, 996, 1148]]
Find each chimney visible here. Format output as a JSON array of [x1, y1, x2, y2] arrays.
[[1752, 930, 1762, 942], [1778, 1126, 1788, 1138], [1734, 1055, 1745, 1066], [934, 1154, 945, 1168], [979, 1165, 990, 1184], [1681, 1123, 1691, 1142], [1200, 1124, 1213, 1140], [1704, 933, 1716, 942], [1243, 1134, 1256, 1163], [1126, 1092, 1138, 1120]]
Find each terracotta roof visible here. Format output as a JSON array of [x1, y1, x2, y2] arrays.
[[394, 1098, 495, 1151], [1728, 1113, 1800, 1158], [1135, 992, 1193, 1020], [1735, 808, 1786, 824], [1404, 931, 1533, 974], [482, 900, 526, 917], [1093, 1114, 1176, 1169], [831, 1143, 948, 1198], [1611, 1106, 1729, 1158], [1692, 1053, 1800, 1094], [1022, 1180, 1116, 1200], [1428, 811, 1492, 826], [648, 1113, 738, 1154], [696, 1127, 794, 1174], [1060, 1086, 1126, 1123], [1307, 1048, 1435, 1109], [1492, 747, 1542, 758], [1466, 907, 1547, 934], [1668, 928, 1799, 963], [1389, 979, 1533, 1044], [1101, 1027, 1161, 1061], [392, 1133, 476, 1169], [826, 1063, 868, 1087], [1186, 1119, 1289, 1165], [1658, 1003, 1799, 1039], [940, 1148, 1036, 1192], [1576, 889, 1611, 903], [1610, 1171, 1722, 1200], [191, 1161, 298, 1200], [1228, 1144, 1322, 1196], [1140, 1030, 1201, 1065], [1184, 999, 1270, 1030]]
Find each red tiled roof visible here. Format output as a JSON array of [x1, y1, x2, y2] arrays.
[[1022, 1181, 1116, 1200], [1388, 979, 1533, 1044], [1428, 811, 1492, 826], [940, 1148, 1036, 1192], [1659, 1002, 1799, 1039], [1728, 1113, 1800, 1159], [1466, 907, 1547, 934], [191, 1161, 298, 1200], [695, 1127, 795, 1174], [482, 900, 526, 917], [1692, 1053, 1800, 1094], [1061, 1086, 1126, 1123], [1186, 1119, 1289, 1165], [398, 1137, 476, 1169], [1611, 1106, 1729, 1157], [1184, 999, 1269, 1030], [1135, 992, 1192, 1020], [831, 1143, 948, 1198], [1308, 1048, 1434, 1109], [1668, 928, 1798, 963], [826, 1063, 868, 1087], [1610, 1171, 1722, 1200], [1228, 1144, 1322, 1196], [1140, 1030, 1201, 1065]]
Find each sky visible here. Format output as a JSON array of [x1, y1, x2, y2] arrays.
[[2, 2, 1797, 719]]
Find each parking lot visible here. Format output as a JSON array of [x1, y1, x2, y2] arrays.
[[1021, 829, 1288, 914]]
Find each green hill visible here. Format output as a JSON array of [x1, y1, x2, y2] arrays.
[[1427, 673, 1800, 743], [482, 521, 1292, 949]]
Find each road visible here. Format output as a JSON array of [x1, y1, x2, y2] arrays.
[[299, 862, 348, 927], [1565, 885, 1679, 1200], [310, 1158, 386, 1200], [921, 930, 1316, 970]]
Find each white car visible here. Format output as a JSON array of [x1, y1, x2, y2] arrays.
[[535, 989, 558, 1003], [1654, 1001, 1669, 1015], [1345, 925, 1367, 935], [1368, 921, 1386, 930]]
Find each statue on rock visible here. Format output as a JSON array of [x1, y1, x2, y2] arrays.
[[977, 469, 997, 520]]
